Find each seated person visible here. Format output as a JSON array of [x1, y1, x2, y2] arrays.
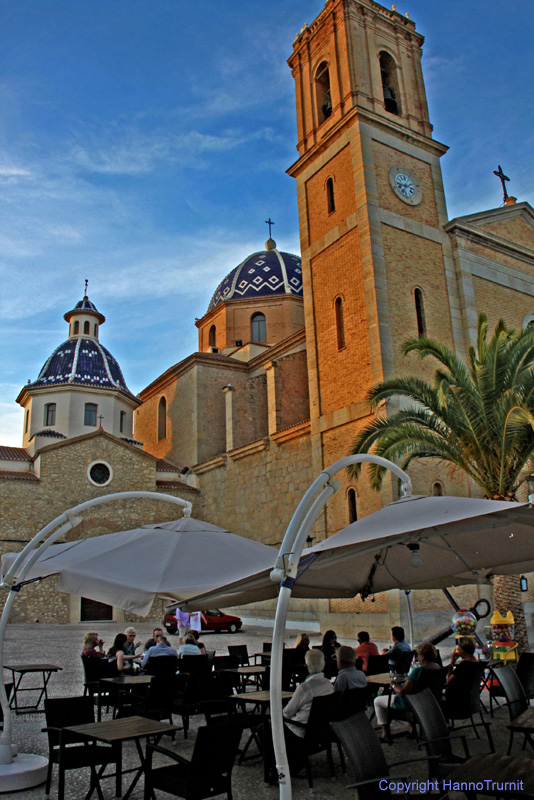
[[178, 632, 202, 657], [262, 649, 334, 783], [355, 630, 379, 672], [123, 627, 142, 663], [382, 626, 412, 669], [374, 641, 440, 744], [321, 629, 341, 679], [333, 646, 367, 692], [294, 633, 310, 659], [445, 637, 479, 710], [143, 627, 164, 653], [141, 634, 178, 669], [107, 633, 137, 674], [188, 629, 206, 654], [81, 632, 106, 659]]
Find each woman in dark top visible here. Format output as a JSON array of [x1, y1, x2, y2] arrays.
[[106, 633, 134, 674], [321, 630, 341, 678], [81, 632, 105, 659], [445, 637, 479, 710], [295, 633, 310, 656]]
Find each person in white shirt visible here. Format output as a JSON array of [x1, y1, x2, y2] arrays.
[[263, 648, 334, 783], [333, 646, 367, 693]]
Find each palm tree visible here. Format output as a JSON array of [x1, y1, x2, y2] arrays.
[[349, 313, 534, 652]]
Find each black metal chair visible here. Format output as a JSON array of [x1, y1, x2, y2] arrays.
[[228, 644, 250, 666], [338, 687, 371, 718], [366, 655, 390, 676], [516, 653, 534, 702], [445, 661, 493, 749], [116, 676, 175, 726], [144, 722, 242, 800], [394, 650, 415, 675], [289, 692, 343, 788], [405, 689, 472, 780], [178, 654, 209, 674], [387, 667, 447, 735], [143, 655, 178, 676], [331, 712, 430, 800], [43, 696, 120, 800], [490, 665, 533, 754], [172, 673, 215, 739], [213, 654, 238, 671]]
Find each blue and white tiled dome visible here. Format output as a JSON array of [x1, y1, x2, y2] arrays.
[[29, 338, 135, 396], [64, 296, 105, 323], [207, 248, 302, 313]]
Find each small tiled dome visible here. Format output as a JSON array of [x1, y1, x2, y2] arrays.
[[64, 296, 105, 324], [29, 338, 135, 396], [207, 248, 302, 313]]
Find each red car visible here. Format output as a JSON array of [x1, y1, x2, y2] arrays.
[[163, 608, 242, 635]]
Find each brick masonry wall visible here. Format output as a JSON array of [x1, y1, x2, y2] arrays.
[[481, 216, 534, 250], [310, 228, 372, 415], [472, 278, 533, 332], [232, 375, 268, 449], [198, 435, 314, 546], [306, 145, 356, 242], [381, 225, 454, 381], [277, 351, 310, 429]]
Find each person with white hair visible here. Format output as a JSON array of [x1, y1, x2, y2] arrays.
[[262, 648, 334, 784]]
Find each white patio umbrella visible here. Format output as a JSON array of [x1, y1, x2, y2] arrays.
[[179, 493, 534, 609], [1, 515, 279, 617], [175, 456, 534, 800]]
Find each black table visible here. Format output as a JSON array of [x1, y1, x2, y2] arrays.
[[98, 674, 153, 720], [5, 663, 62, 714], [66, 714, 179, 800]]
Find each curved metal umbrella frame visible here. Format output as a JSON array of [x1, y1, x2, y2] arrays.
[[268, 455, 412, 800], [0, 491, 192, 781]]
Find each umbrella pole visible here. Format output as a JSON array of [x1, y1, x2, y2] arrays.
[[269, 454, 411, 800], [405, 590, 415, 649]]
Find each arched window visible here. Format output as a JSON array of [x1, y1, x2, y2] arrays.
[[433, 481, 444, 497], [315, 61, 332, 124], [379, 52, 401, 116], [120, 410, 126, 433], [335, 296, 345, 350], [522, 313, 534, 330], [45, 403, 56, 426], [209, 325, 216, 349], [414, 288, 426, 336], [326, 177, 335, 214], [74, 321, 79, 335], [84, 321, 90, 334], [158, 397, 167, 441], [251, 313, 266, 343], [348, 488, 358, 523], [84, 403, 97, 426], [94, 323, 98, 336]]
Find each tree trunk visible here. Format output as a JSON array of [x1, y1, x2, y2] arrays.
[[493, 574, 530, 654]]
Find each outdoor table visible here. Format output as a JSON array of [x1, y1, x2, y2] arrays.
[[222, 665, 267, 692], [5, 663, 62, 714], [448, 752, 534, 797], [65, 714, 179, 800], [98, 675, 153, 720]]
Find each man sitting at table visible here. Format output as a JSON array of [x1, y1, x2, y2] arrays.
[[143, 627, 164, 654], [141, 634, 178, 669], [382, 626, 411, 669], [333, 646, 367, 691]]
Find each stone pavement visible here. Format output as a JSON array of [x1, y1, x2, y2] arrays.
[[0, 622, 526, 799]]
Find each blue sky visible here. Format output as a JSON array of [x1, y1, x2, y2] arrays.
[[1, 1, 532, 445]]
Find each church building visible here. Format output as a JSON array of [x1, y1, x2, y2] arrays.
[[1, 0, 533, 635]]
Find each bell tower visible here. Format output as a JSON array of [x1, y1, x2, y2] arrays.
[[288, 0, 465, 530]]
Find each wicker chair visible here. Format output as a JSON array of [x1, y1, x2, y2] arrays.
[[491, 665, 533, 754]]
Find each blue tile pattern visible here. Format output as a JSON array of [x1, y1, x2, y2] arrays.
[[207, 250, 302, 312], [73, 298, 100, 314], [29, 338, 134, 395]]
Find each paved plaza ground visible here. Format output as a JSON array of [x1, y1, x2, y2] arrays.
[[0, 621, 527, 799]]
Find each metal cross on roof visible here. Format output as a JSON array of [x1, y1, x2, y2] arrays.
[[493, 165, 510, 203], [98, 414, 104, 427], [84, 279, 89, 296], [265, 218, 275, 237]]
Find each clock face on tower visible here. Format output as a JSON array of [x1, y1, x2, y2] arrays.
[[389, 166, 423, 206]]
